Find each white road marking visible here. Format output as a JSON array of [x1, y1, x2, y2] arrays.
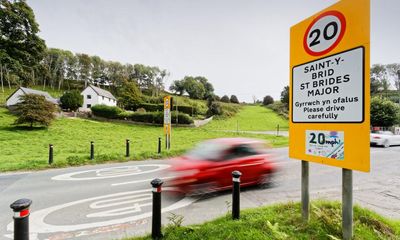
[[111, 176, 176, 186], [6, 188, 197, 234], [52, 164, 170, 181]]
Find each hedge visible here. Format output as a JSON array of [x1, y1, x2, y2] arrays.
[[137, 103, 164, 112], [91, 105, 122, 118]]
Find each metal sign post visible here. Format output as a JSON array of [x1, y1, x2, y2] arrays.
[[289, 0, 370, 238], [163, 96, 172, 150]]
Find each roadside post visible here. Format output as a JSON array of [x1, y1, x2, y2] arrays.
[[163, 96, 172, 150], [48, 144, 53, 165], [232, 170, 242, 220], [289, 0, 370, 238], [126, 139, 130, 157], [158, 137, 161, 154], [90, 141, 94, 160], [151, 178, 163, 239], [10, 198, 32, 240]]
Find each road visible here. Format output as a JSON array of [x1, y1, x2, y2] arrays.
[[0, 146, 399, 240]]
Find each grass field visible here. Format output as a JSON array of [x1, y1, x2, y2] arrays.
[[0, 107, 287, 171], [127, 201, 400, 240], [204, 105, 289, 131]]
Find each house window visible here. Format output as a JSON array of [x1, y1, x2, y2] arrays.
[[102, 96, 104, 100], [87, 95, 91, 99], [87, 104, 91, 108]]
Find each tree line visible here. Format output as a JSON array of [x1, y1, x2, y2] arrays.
[[0, 0, 248, 107]]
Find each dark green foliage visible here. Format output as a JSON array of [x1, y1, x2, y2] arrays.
[[118, 111, 193, 124], [0, 0, 46, 85], [60, 90, 83, 111], [370, 97, 399, 127], [176, 105, 197, 116], [230, 95, 239, 104], [91, 104, 122, 118], [207, 102, 222, 117], [220, 95, 230, 103], [118, 82, 142, 110], [280, 86, 289, 106], [169, 80, 185, 95], [263, 95, 274, 105], [267, 102, 289, 119], [14, 94, 57, 127], [137, 103, 164, 112]]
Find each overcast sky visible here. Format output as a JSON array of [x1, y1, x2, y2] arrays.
[[27, 0, 400, 102]]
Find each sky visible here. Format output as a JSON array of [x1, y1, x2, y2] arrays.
[[27, 0, 400, 102]]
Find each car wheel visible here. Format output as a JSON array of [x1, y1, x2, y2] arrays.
[[384, 140, 390, 148], [258, 172, 275, 188]]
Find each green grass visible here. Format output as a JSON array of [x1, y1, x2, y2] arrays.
[[126, 201, 400, 240], [0, 107, 287, 171], [204, 105, 289, 131]]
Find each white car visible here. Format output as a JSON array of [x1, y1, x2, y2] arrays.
[[370, 131, 400, 148]]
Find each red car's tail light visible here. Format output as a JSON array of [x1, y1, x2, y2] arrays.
[[373, 136, 380, 139]]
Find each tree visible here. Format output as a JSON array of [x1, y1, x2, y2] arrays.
[[263, 95, 274, 105], [183, 76, 206, 99], [371, 64, 389, 93], [14, 94, 57, 127], [169, 80, 185, 95], [60, 90, 83, 111], [117, 81, 142, 110], [370, 97, 399, 127], [230, 95, 239, 104], [280, 86, 289, 106], [220, 95, 230, 103], [196, 76, 214, 99], [0, 0, 46, 85]]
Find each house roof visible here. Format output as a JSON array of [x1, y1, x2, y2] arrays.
[[87, 85, 116, 100], [7, 87, 59, 105]]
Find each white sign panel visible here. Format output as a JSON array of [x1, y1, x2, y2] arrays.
[[306, 130, 344, 160], [164, 109, 171, 124], [292, 47, 364, 123]]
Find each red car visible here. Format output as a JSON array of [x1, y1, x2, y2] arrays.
[[167, 138, 278, 196]]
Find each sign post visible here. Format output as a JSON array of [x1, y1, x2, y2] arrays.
[[290, 0, 370, 238], [163, 96, 172, 150]]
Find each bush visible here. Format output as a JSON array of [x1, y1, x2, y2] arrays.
[[137, 103, 163, 112], [176, 105, 196, 116], [267, 102, 289, 119], [207, 102, 222, 117], [221, 95, 230, 103], [230, 95, 239, 104], [91, 104, 123, 118], [60, 90, 83, 111], [263, 95, 274, 105], [371, 97, 400, 127], [119, 111, 193, 125]]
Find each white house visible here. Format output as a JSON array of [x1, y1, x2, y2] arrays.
[[6, 87, 59, 107], [80, 85, 117, 111]]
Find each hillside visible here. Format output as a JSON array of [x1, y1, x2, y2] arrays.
[[204, 105, 289, 131], [0, 107, 287, 171]]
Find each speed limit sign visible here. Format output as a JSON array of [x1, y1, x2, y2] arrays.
[[303, 11, 346, 56], [289, 0, 370, 172]]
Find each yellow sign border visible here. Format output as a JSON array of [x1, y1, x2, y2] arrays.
[[289, 0, 370, 172]]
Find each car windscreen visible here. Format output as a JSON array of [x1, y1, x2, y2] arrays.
[[185, 142, 227, 161]]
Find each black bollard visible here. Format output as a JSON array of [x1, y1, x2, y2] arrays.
[[49, 144, 53, 165], [151, 178, 164, 239], [277, 124, 280, 136], [158, 137, 161, 154], [10, 198, 32, 240], [126, 139, 130, 157], [90, 141, 94, 160], [232, 170, 242, 220]]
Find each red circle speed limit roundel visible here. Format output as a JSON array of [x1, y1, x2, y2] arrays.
[[303, 10, 346, 56]]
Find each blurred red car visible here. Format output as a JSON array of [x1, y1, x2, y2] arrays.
[[167, 138, 277, 196]]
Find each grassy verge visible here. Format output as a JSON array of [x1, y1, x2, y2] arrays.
[[0, 107, 287, 171], [127, 201, 400, 240], [204, 105, 288, 131]]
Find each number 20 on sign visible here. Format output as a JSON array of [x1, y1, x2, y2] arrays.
[[289, 0, 370, 172]]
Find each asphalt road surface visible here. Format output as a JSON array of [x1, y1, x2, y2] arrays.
[[1, 146, 399, 240]]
